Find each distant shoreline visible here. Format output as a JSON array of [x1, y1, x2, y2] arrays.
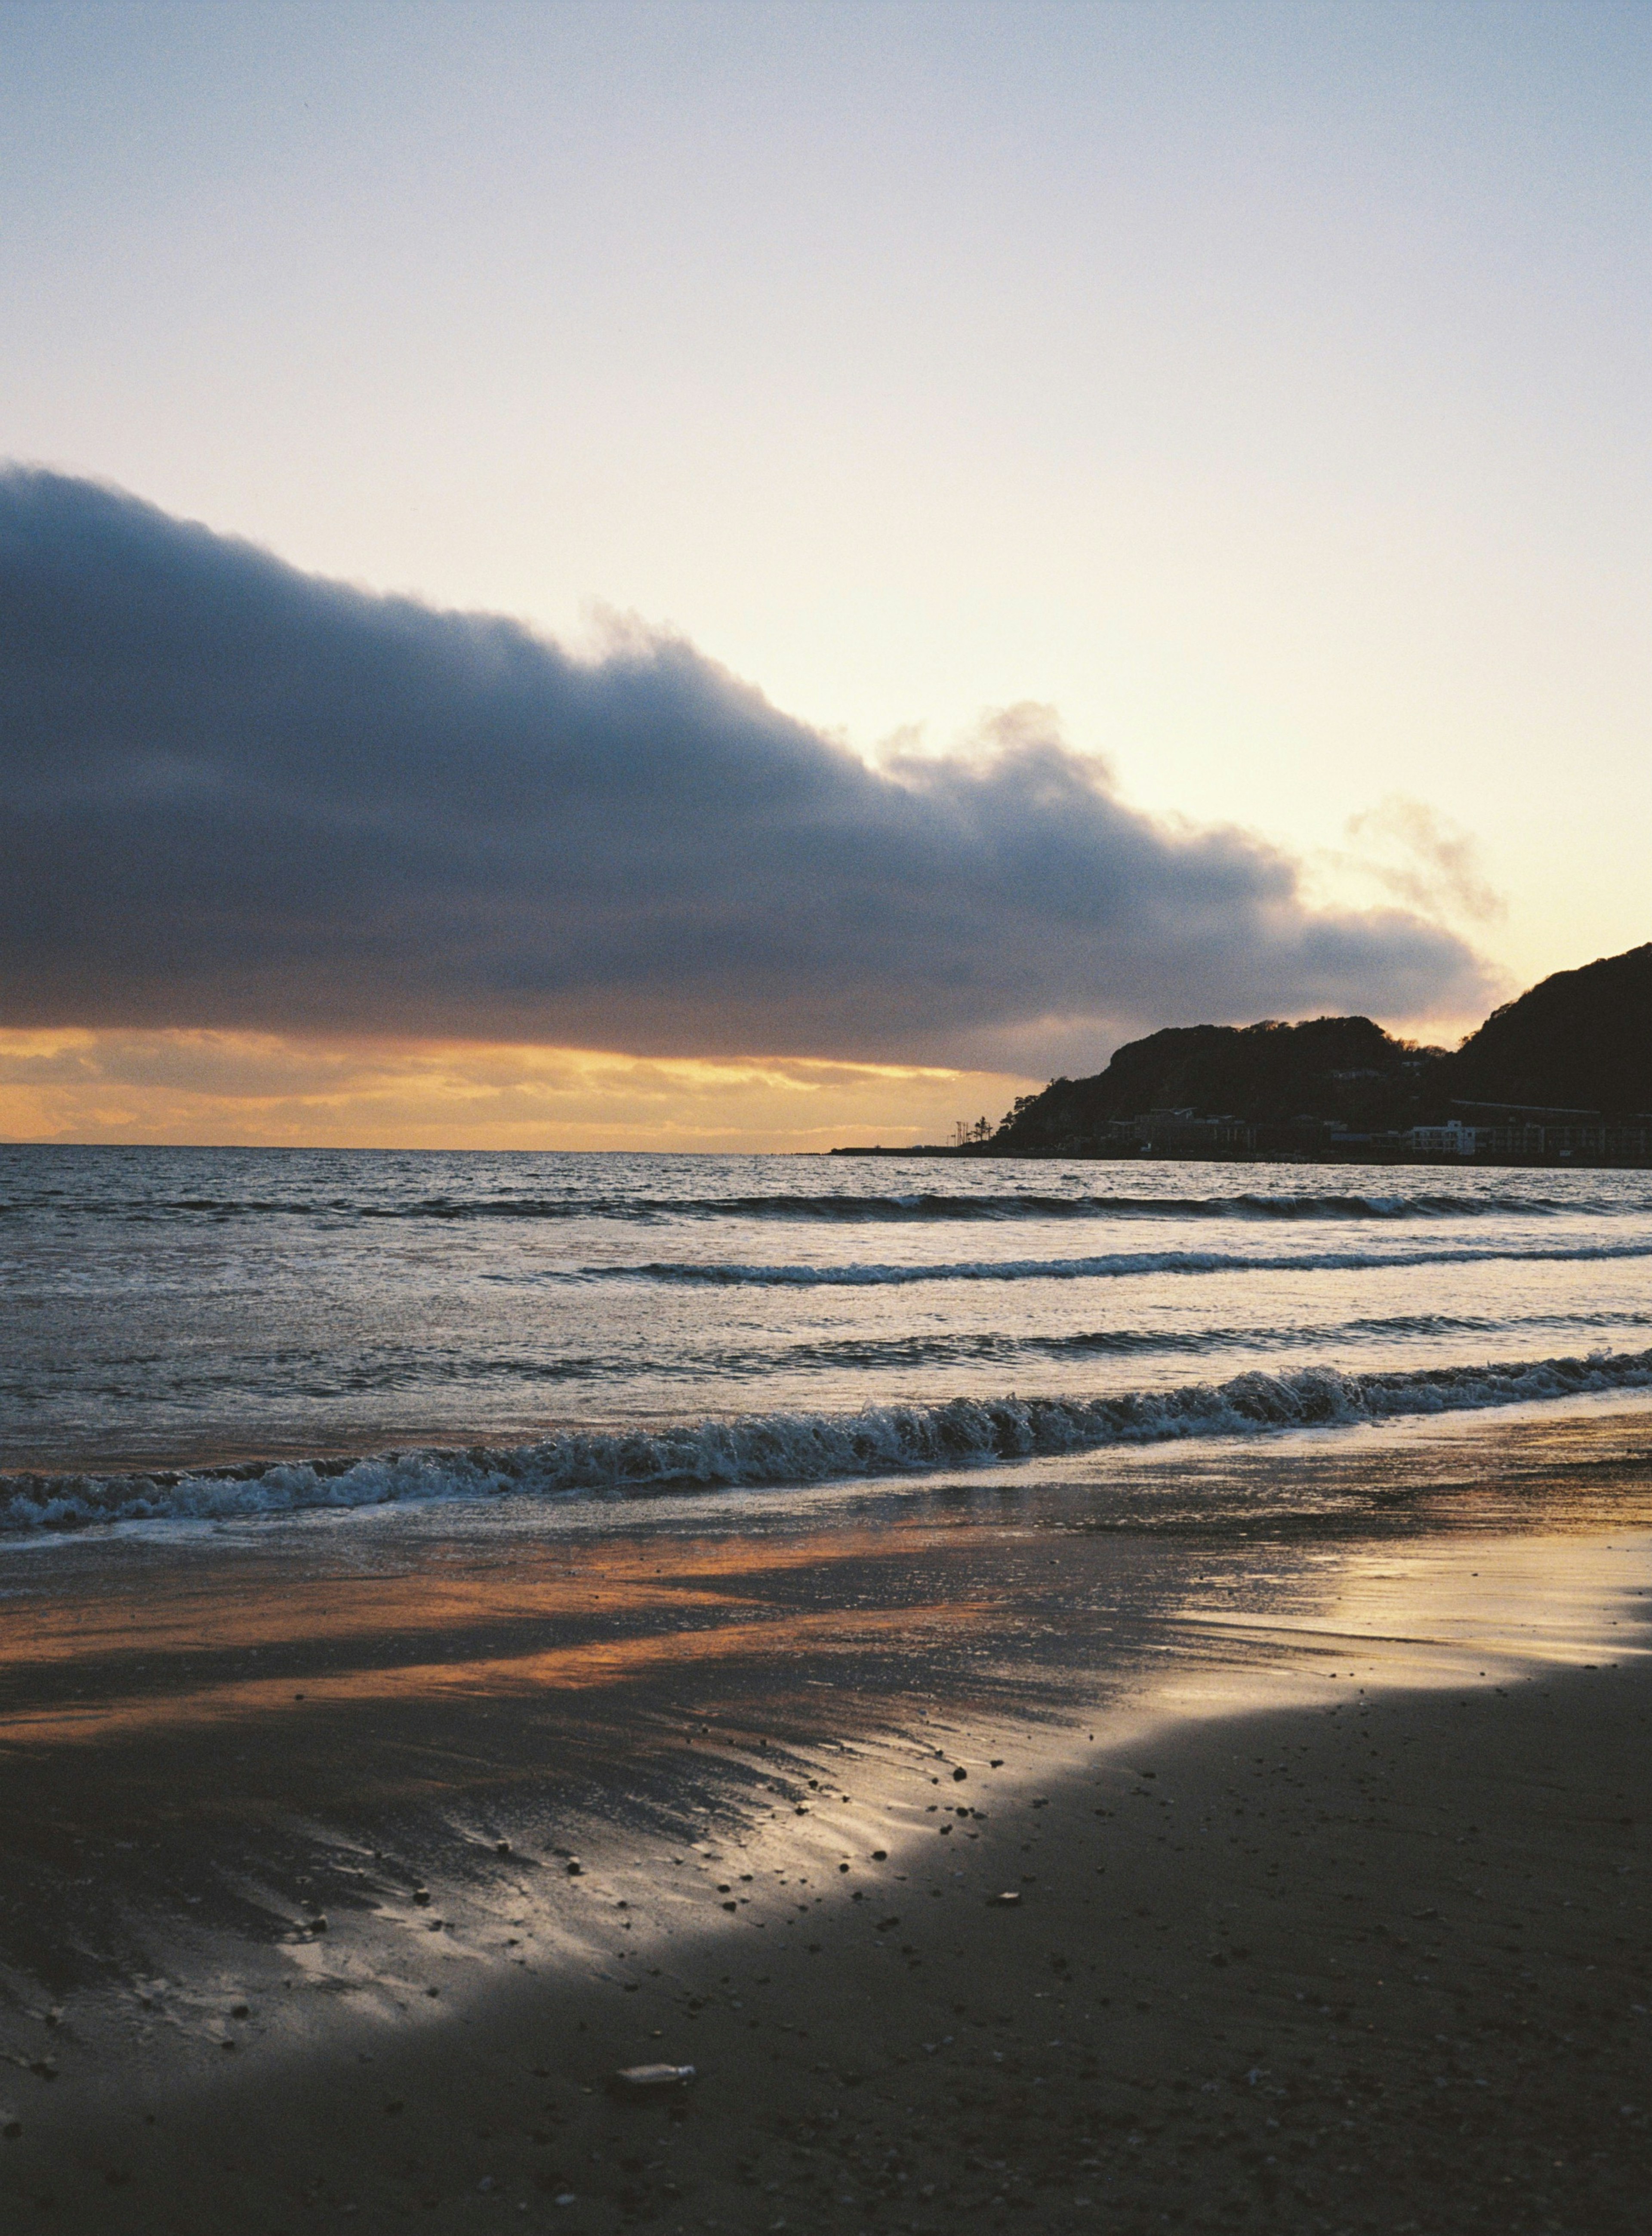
[[829, 1143, 1652, 1167]]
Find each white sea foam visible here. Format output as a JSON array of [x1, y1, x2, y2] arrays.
[[6, 1346, 1649, 1535]]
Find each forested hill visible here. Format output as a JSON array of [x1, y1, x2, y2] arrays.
[[993, 1015, 1443, 1151], [1447, 942, 1652, 1115], [990, 942, 1652, 1151]]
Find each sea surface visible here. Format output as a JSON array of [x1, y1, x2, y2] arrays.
[[3, 1145, 1651, 1531]]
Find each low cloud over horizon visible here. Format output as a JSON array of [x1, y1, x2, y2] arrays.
[[1, 469, 1496, 1085]]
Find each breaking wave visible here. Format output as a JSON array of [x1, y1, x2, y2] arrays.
[[632, 1189, 1577, 1225], [613, 1239, 1652, 1287], [672, 1189, 1584, 1225], [6, 1347, 1651, 1535]]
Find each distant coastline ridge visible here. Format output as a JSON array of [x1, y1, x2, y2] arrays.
[[833, 942, 1652, 1166]]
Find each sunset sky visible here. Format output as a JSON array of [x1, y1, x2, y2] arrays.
[[2, 0, 1646, 1149]]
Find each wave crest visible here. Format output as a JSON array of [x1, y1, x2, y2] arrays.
[[615, 1239, 1652, 1286], [6, 1347, 1650, 1535]]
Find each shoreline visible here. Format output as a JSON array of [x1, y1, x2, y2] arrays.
[[6, 1360, 1652, 1529], [827, 1145, 1652, 1169]]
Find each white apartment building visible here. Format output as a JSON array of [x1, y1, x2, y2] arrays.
[[1406, 1119, 1484, 1156]]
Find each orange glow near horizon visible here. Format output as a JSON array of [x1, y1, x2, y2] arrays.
[[0, 1026, 1042, 1154], [0, 1007, 1502, 1154]]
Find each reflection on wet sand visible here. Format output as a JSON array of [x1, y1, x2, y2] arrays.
[[0, 1402, 1646, 1973], [0, 1523, 913, 1669], [1, 1598, 992, 1747]]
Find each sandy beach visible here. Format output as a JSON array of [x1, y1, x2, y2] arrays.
[[2, 1402, 1649, 2234]]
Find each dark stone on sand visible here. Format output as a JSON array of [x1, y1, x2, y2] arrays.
[[953, 1767, 968, 1781]]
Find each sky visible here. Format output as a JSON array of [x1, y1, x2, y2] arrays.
[[0, 0, 1646, 1149]]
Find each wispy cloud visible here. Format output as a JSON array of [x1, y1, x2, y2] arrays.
[[1341, 795, 1507, 927], [0, 470, 1495, 1073]]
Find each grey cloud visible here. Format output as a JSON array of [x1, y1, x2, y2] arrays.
[[0, 1033, 373, 1100], [0, 469, 1495, 1069]]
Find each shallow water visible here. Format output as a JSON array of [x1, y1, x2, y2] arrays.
[[2, 1146, 1649, 1526]]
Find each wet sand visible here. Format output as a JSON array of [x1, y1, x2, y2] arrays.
[[1, 1404, 1650, 2233]]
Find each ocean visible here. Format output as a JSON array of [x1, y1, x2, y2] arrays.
[[3, 1143, 1650, 1532], [5, 1142, 1652, 2236]]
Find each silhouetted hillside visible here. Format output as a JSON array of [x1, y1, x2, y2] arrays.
[[995, 1015, 1444, 1151], [987, 941, 1651, 1154], [1446, 943, 1652, 1115]]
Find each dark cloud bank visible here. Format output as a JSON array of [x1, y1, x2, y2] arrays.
[[0, 470, 1491, 1071]]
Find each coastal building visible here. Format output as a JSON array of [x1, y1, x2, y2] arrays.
[[1450, 1102, 1652, 1166], [1406, 1120, 1485, 1157]]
